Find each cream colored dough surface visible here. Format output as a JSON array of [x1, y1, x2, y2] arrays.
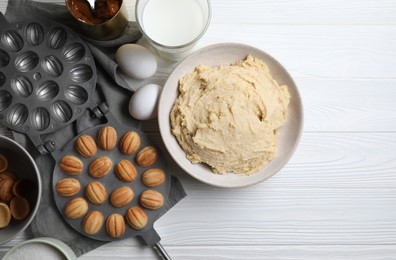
[[170, 55, 290, 174]]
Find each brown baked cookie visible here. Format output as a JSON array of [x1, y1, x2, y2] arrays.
[[12, 179, 36, 198], [141, 168, 165, 187], [0, 171, 17, 181], [98, 126, 118, 151], [106, 213, 125, 238], [125, 206, 147, 230], [115, 160, 137, 182], [85, 181, 107, 205], [110, 186, 134, 208], [0, 202, 11, 228], [139, 189, 164, 210], [136, 146, 158, 167], [75, 135, 97, 158], [64, 197, 89, 219], [60, 155, 83, 175], [55, 178, 81, 197], [10, 196, 30, 220], [83, 210, 104, 235], [0, 177, 15, 202], [119, 131, 140, 155], [89, 156, 112, 178], [0, 154, 8, 172]]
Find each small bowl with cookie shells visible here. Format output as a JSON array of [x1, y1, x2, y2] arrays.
[[52, 123, 170, 242], [0, 135, 42, 245]]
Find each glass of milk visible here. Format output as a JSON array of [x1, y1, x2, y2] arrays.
[[135, 0, 211, 60]]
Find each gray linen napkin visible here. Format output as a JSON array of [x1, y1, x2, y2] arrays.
[[2, 0, 186, 257]]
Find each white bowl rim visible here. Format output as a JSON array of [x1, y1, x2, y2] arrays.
[[3, 237, 76, 259]]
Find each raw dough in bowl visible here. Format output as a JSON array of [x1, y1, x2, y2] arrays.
[[170, 55, 290, 175]]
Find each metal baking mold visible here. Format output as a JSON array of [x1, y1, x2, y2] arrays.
[[51, 116, 171, 243], [0, 16, 96, 147]]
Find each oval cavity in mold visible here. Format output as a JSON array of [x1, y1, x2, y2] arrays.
[[63, 43, 85, 63], [7, 103, 28, 127], [69, 64, 93, 83], [0, 49, 10, 67], [51, 100, 73, 123], [0, 90, 12, 112], [41, 55, 63, 77], [31, 107, 50, 131], [1, 30, 24, 52], [25, 22, 44, 46], [37, 80, 60, 101], [65, 85, 88, 105], [48, 27, 67, 50], [11, 75, 33, 97], [15, 51, 39, 72]]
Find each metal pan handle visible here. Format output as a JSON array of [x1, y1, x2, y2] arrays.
[[140, 229, 172, 260], [153, 242, 172, 260]]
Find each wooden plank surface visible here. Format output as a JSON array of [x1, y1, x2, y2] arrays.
[[201, 25, 396, 79], [0, 0, 395, 259], [78, 245, 396, 260], [209, 0, 396, 25]]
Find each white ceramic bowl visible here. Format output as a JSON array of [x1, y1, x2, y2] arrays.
[[158, 43, 303, 188], [3, 237, 76, 260], [0, 136, 42, 244]]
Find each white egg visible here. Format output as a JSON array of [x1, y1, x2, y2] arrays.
[[129, 84, 162, 120], [115, 44, 157, 80]]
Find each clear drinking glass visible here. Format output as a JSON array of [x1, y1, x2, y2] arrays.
[[135, 0, 211, 60]]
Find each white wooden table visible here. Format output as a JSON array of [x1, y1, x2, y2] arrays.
[[1, 0, 396, 259]]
